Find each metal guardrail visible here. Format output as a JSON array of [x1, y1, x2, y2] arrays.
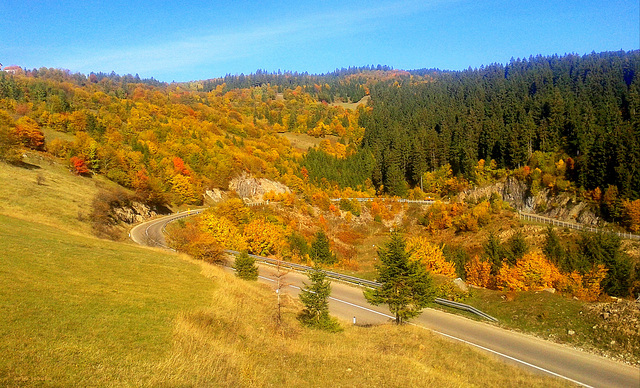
[[225, 250, 497, 322], [519, 212, 640, 241], [330, 197, 436, 205], [434, 298, 498, 322], [224, 250, 381, 288]]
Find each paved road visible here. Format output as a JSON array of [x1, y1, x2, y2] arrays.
[[131, 212, 640, 388]]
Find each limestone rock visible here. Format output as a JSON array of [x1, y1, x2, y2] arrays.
[[453, 278, 469, 293], [229, 172, 290, 201]]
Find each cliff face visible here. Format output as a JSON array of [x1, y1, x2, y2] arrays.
[[228, 173, 291, 201], [460, 177, 600, 226]]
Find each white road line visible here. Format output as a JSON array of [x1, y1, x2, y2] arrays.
[[143, 218, 599, 388], [262, 277, 594, 388], [424, 327, 595, 388]]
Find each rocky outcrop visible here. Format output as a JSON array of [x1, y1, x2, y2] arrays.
[[112, 201, 158, 224], [229, 173, 290, 201], [460, 176, 600, 226]]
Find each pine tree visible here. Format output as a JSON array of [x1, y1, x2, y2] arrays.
[[505, 230, 528, 265], [543, 226, 566, 270], [483, 232, 504, 274], [310, 231, 336, 264], [364, 232, 435, 324], [298, 267, 340, 331], [233, 251, 258, 281]]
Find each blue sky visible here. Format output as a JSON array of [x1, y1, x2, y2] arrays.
[[1, 0, 638, 82]]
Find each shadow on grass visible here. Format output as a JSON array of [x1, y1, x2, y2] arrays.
[[9, 160, 41, 170]]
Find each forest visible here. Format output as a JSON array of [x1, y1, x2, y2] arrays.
[[1, 51, 639, 300]]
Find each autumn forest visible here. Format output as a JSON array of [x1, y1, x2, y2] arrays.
[[1, 50, 639, 301]]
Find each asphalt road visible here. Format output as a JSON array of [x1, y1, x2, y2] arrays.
[[131, 212, 640, 388]]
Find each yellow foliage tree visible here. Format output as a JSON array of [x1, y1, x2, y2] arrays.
[[407, 237, 456, 277], [243, 218, 286, 256], [464, 255, 493, 288], [199, 212, 247, 251]]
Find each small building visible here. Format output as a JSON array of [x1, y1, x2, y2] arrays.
[[2, 65, 22, 74]]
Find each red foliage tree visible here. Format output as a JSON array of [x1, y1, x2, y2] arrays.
[[70, 156, 90, 175]]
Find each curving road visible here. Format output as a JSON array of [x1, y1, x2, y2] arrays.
[[131, 212, 640, 388]]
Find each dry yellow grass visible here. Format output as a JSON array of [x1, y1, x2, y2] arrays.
[[0, 152, 120, 235], [0, 156, 569, 387], [146, 265, 570, 388]]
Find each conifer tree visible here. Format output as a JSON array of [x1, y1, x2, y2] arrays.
[[364, 232, 435, 324], [298, 267, 341, 331], [233, 251, 258, 281], [310, 230, 336, 264]]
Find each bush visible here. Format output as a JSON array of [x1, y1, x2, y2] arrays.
[[233, 251, 258, 281]]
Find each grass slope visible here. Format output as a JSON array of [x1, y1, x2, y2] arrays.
[[0, 214, 216, 385], [0, 215, 568, 387], [0, 152, 120, 235], [0, 156, 569, 386]]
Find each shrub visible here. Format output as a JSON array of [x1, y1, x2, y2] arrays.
[[233, 251, 258, 281]]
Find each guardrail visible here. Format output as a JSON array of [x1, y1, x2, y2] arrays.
[[434, 298, 498, 322], [225, 250, 497, 322], [330, 197, 436, 205], [224, 250, 381, 288], [519, 212, 640, 241]]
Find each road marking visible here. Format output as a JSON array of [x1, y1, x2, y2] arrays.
[[261, 276, 594, 388], [139, 214, 599, 388], [424, 327, 594, 388]]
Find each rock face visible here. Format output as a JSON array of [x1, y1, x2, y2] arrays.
[[204, 188, 227, 204], [460, 176, 600, 226], [112, 202, 158, 224], [229, 173, 290, 200]]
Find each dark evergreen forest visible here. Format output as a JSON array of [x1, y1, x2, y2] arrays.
[[359, 51, 640, 198]]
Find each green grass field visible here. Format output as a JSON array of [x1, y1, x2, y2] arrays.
[[0, 215, 569, 387], [0, 156, 571, 386], [0, 214, 216, 385]]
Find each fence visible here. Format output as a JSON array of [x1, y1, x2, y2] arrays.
[[330, 197, 436, 205], [519, 212, 640, 241]]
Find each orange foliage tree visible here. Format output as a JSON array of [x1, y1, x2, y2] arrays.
[[558, 265, 608, 302], [407, 237, 457, 277], [495, 252, 562, 291], [622, 199, 640, 233], [70, 156, 90, 175], [14, 117, 45, 150], [464, 255, 493, 288]]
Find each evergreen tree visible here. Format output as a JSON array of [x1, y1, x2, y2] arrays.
[[543, 226, 566, 270], [310, 231, 336, 264], [505, 230, 528, 265], [298, 267, 341, 331], [483, 232, 504, 274], [364, 232, 435, 324], [233, 251, 258, 281], [581, 232, 632, 297]]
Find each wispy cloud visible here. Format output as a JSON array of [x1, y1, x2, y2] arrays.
[[55, 0, 456, 79]]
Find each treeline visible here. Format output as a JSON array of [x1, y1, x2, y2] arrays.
[[202, 65, 395, 103], [358, 51, 640, 199]]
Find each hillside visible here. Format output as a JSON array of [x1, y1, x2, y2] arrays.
[[0, 158, 569, 386]]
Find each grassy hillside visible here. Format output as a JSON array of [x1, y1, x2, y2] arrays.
[[0, 152, 120, 235], [0, 214, 568, 387], [0, 155, 569, 386]]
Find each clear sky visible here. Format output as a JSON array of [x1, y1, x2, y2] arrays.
[[1, 0, 638, 82]]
